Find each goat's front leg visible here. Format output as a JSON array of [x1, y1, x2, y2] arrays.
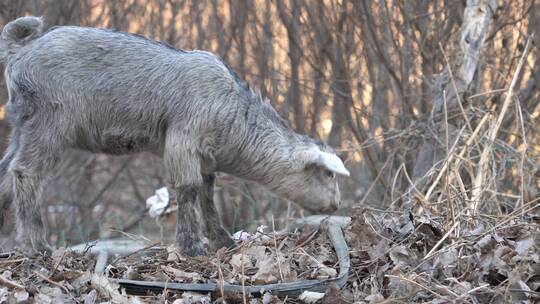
[[164, 129, 207, 256], [200, 174, 234, 251], [173, 186, 205, 256]]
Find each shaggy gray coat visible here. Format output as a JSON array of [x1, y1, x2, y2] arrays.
[[0, 17, 348, 255]]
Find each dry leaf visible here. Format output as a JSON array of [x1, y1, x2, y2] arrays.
[[514, 235, 534, 255], [252, 255, 279, 284], [298, 291, 325, 303], [229, 252, 253, 273], [365, 293, 384, 303], [128, 297, 144, 304], [167, 245, 187, 262], [316, 267, 337, 279], [321, 284, 341, 304], [51, 247, 67, 265], [161, 265, 204, 282], [389, 246, 413, 268], [84, 289, 97, 304], [91, 273, 129, 303], [13, 290, 29, 303], [262, 292, 278, 304], [245, 246, 268, 259], [34, 287, 68, 304], [176, 291, 211, 304], [510, 280, 532, 302]]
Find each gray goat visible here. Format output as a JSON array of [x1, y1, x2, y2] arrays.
[[0, 17, 349, 255]]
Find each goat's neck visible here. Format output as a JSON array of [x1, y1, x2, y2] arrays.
[[218, 114, 293, 185]]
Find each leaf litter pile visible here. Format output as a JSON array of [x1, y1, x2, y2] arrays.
[[0, 206, 538, 303]]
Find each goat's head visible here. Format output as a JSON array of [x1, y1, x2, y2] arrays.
[[269, 145, 349, 213]]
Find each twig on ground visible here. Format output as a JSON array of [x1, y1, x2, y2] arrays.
[[33, 270, 69, 294], [0, 274, 25, 290], [51, 250, 67, 277], [110, 241, 160, 266], [241, 246, 247, 304], [0, 258, 27, 265], [272, 215, 285, 281], [384, 274, 447, 300]]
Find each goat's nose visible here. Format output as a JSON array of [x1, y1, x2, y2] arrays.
[[324, 201, 339, 213], [334, 188, 341, 207]]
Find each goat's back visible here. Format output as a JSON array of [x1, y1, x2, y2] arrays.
[[8, 26, 237, 105], [4, 26, 244, 153]]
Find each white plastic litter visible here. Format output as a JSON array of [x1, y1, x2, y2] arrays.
[[232, 230, 251, 241], [146, 187, 170, 218], [232, 225, 269, 241]]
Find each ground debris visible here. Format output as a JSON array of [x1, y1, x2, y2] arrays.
[[1, 210, 538, 303], [0, 224, 340, 303], [344, 208, 540, 303]]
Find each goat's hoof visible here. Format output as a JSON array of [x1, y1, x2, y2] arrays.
[[15, 244, 49, 255], [17, 238, 53, 255], [180, 244, 205, 257], [34, 243, 53, 255], [211, 236, 235, 251], [32, 242, 53, 255]]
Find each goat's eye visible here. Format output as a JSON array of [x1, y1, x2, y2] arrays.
[[325, 170, 336, 179]]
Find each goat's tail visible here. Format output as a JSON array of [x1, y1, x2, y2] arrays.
[[0, 16, 43, 62]]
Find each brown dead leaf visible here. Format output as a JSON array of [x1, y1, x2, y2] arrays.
[[51, 247, 67, 265], [510, 280, 532, 302], [172, 291, 211, 304], [244, 245, 267, 259], [386, 272, 420, 299], [514, 234, 534, 255], [433, 248, 458, 277], [364, 293, 384, 303], [345, 216, 384, 255], [13, 290, 29, 303], [91, 273, 129, 303], [389, 245, 414, 269], [161, 265, 204, 283], [229, 252, 253, 273], [167, 245, 187, 262], [316, 266, 337, 279], [84, 289, 97, 304], [252, 255, 279, 284], [321, 283, 341, 304], [34, 286, 68, 304], [476, 235, 496, 253], [261, 292, 279, 304], [251, 253, 296, 284]]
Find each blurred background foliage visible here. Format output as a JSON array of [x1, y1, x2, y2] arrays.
[[0, 0, 538, 249]]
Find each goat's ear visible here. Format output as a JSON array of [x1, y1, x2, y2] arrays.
[[295, 149, 350, 176], [315, 151, 350, 176]]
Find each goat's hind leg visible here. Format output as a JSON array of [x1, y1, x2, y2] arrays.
[[0, 128, 21, 229], [10, 131, 62, 253]]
